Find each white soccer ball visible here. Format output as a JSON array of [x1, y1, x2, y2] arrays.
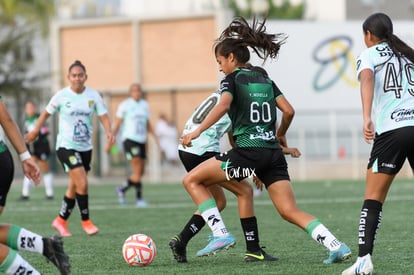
[[122, 233, 157, 266]]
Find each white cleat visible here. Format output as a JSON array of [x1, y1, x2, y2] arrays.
[[342, 254, 373, 275]]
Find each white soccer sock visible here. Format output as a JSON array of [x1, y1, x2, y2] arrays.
[[199, 198, 228, 237], [21, 177, 32, 197], [43, 173, 54, 197], [2, 250, 41, 275], [17, 228, 44, 254], [310, 223, 341, 251]]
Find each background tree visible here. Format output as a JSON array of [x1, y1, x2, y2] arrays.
[[0, 0, 55, 126], [229, 0, 304, 19]]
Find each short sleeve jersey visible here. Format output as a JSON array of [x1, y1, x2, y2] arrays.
[[178, 92, 232, 155], [220, 68, 282, 149], [116, 98, 150, 143], [46, 86, 108, 151], [357, 42, 414, 135]]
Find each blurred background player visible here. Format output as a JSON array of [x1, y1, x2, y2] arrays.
[[109, 83, 159, 207], [20, 100, 54, 201], [155, 113, 179, 165], [26, 60, 115, 237]]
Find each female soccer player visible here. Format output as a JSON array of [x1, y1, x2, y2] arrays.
[[26, 60, 115, 237], [0, 96, 70, 275], [342, 13, 414, 275], [180, 17, 351, 264], [20, 100, 54, 200], [110, 83, 159, 207], [170, 87, 278, 262]]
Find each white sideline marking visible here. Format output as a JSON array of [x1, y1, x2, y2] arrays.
[[8, 194, 414, 212]]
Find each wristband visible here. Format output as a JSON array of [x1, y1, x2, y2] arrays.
[[19, 151, 31, 162]]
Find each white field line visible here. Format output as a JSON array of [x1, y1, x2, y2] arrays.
[[8, 194, 414, 212]]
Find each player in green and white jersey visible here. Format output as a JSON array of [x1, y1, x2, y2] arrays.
[[169, 89, 278, 262], [0, 96, 70, 275], [26, 60, 115, 237], [180, 17, 351, 264]]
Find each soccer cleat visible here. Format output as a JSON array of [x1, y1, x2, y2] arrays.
[[135, 199, 148, 208], [168, 235, 187, 263], [244, 248, 279, 262], [323, 243, 352, 264], [115, 187, 126, 205], [52, 217, 72, 237], [196, 233, 236, 257], [43, 235, 71, 275], [81, 219, 99, 236], [342, 254, 373, 275]]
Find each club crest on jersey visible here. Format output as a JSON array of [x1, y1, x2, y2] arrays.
[[88, 100, 95, 108]]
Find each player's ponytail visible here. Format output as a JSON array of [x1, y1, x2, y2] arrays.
[[215, 17, 287, 63]]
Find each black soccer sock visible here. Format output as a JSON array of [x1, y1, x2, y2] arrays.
[[358, 199, 382, 257], [179, 214, 206, 244], [121, 179, 134, 193], [134, 182, 142, 200], [76, 193, 90, 221], [241, 216, 261, 252], [59, 196, 76, 220]]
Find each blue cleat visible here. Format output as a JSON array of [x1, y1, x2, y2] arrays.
[[196, 233, 236, 257], [323, 243, 352, 264]]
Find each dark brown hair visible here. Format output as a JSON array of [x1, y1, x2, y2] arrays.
[[68, 60, 86, 73], [214, 17, 287, 64]]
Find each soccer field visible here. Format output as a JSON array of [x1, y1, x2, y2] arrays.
[[4, 178, 413, 274]]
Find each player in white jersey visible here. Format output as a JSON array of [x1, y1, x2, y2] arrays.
[[26, 60, 115, 237], [343, 13, 414, 275], [110, 83, 158, 207], [0, 96, 70, 275]]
